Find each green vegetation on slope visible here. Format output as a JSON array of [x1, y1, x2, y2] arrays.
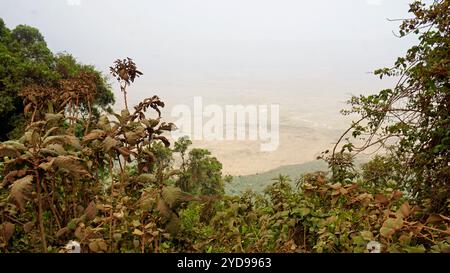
[[227, 156, 371, 195], [228, 161, 328, 195]]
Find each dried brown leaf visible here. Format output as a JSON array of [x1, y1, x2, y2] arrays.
[[1, 222, 15, 242], [10, 175, 33, 210], [102, 136, 119, 152], [53, 156, 90, 177], [84, 201, 97, 221], [1, 170, 27, 187], [23, 221, 35, 233], [83, 130, 106, 142], [0, 145, 20, 158]]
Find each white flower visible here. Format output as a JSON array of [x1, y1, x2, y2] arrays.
[[366, 241, 381, 253], [63, 240, 81, 253]]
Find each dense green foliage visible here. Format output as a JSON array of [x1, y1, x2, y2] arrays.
[[0, 0, 448, 253], [0, 18, 114, 141]]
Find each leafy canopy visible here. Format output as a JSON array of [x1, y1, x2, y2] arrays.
[[0, 18, 114, 140], [332, 0, 449, 213]]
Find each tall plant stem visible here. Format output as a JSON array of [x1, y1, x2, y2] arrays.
[[117, 154, 125, 193], [122, 84, 128, 111], [108, 156, 115, 252], [43, 179, 62, 229], [85, 102, 93, 135], [36, 171, 47, 252]]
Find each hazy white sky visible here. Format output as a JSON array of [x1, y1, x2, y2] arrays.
[[1, 0, 425, 174], [1, 0, 417, 107]]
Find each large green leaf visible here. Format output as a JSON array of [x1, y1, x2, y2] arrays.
[[136, 173, 156, 184], [156, 198, 172, 222], [165, 213, 181, 236], [161, 185, 193, 209]]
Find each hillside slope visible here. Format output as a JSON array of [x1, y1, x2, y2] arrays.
[[226, 156, 370, 195], [226, 160, 328, 195]]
